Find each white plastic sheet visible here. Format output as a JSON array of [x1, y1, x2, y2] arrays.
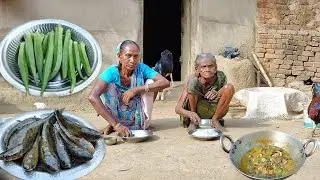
[[234, 87, 310, 119]]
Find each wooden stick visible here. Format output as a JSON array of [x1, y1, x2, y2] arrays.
[[252, 52, 273, 87], [248, 55, 268, 85], [257, 70, 261, 87], [248, 57, 259, 70]]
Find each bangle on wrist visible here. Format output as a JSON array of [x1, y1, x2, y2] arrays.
[[114, 123, 121, 129]]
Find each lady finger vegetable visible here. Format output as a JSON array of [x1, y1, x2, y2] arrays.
[[25, 33, 38, 86], [33, 33, 45, 83], [73, 41, 84, 79], [42, 34, 49, 57], [41, 31, 54, 96], [61, 29, 71, 80], [68, 40, 76, 93], [79, 42, 92, 76], [50, 25, 64, 80], [18, 42, 29, 94]]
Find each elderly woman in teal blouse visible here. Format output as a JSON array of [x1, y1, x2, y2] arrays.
[[88, 40, 170, 137]]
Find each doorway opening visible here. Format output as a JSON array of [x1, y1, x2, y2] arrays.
[[143, 0, 182, 81]]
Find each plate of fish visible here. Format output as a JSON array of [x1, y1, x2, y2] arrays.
[[0, 109, 105, 180]]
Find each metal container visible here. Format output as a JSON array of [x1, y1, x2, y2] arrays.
[[0, 19, 102, 97], [199, 119, 211, 129], [121, 130, 152, 143], [220, 130, 317, 180], [188, 128, 221, 141], [104, 136, 117, 146], [0, 110, 106, 180], [0, 117, 12, 126]]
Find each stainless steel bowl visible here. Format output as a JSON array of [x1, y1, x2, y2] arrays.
[[104, 136, 117, 146], [188, 128, 221, 141], [121, 130, 152, 143], [0, 110, 106, 180], [0, 19, 102, 97], [199, 119, 211, 129]]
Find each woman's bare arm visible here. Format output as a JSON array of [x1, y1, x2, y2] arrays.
[[175, 84, 201, 124], [175, 85, 191, 117], [175, 75, 198, 117], [134, 74, 170, 93], [188, 94, 198, 112], [88, 79, 119, 128]]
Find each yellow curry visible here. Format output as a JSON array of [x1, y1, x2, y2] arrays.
[[240, 145, 295, 178]]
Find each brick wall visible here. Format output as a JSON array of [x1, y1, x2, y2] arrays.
[[256, 0, 320, 86]]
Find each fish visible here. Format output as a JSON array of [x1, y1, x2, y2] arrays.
[[55, 110, 102, 142], [56, 117, 95, 154], [40, 114, 60, 173], [52, 126, 71, 169], [3, 117, 38, 150], [22, 134, 41, 171], [7, 116, 47, 150], [54, 124, 93, 162], [0, 144, 28, 161]]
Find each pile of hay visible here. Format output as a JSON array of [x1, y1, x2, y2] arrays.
[[216, 55, 256, 92]]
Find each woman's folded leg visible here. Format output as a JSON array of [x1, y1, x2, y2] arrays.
[[142, 79, 156, 130]]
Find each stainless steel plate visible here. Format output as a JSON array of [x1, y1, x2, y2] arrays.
[[121, 130, 153, 143], [0, 19, 102, 97], [0, 117, 12, 127], [0, 110, 106, 180], [188, 128, 221, 141]]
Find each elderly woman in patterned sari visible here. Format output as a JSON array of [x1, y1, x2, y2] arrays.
[[175, 53, 235, 132], [88, 40, 170, 137]]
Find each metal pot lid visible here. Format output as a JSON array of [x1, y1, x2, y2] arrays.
[[0, 110, 106, 180]]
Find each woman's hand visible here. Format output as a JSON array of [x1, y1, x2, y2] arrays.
[[114, 124, 132, 137], [188, 111, 201, 125], [122, 88, 138, 105], [211, 119, 226, 132]]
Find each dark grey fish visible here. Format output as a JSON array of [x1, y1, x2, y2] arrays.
[[22, 135, 41, 171], [40, 114, 60, 173], [4, 117, 38, 150], [54, 124, 93, 162], [52, 126, 71, 169], [55, 109, 102, 142]]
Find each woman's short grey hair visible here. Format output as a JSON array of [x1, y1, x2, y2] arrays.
[[195, 53, 216, 68]]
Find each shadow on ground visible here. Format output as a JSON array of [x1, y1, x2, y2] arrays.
[[151, 118, 181, 131], [152, 117, 272, 131], [224, 118, 272, 128], [0, 98, 25, 114], [142, 135, 160, 143]]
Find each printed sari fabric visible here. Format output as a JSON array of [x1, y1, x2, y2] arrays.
[[101, 65, 146, 130]]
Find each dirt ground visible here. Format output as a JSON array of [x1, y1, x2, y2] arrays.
[[0, 100, 320, 180]]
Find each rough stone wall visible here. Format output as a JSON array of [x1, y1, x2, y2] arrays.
[[256, 0, 320, 86]]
